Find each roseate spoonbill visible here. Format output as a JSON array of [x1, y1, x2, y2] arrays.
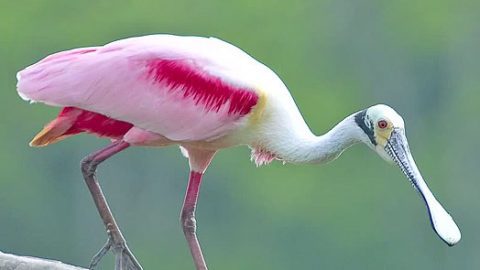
[[17, 34, 460, 270]]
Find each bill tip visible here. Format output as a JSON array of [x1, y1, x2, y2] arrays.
[[429, 203, 461, 246]]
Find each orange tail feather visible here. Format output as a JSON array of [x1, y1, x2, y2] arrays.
[[29, 108, 82, 147], [29, 107, 134, 147], [30, 118, 74, 147]]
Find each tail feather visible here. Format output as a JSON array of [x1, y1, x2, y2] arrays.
[[30, 122, 72, 147], [29, 111, 80, 147], [29, 107, 134, 147]]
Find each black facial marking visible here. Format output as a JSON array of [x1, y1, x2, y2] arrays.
[[354, 110, 377, 145]]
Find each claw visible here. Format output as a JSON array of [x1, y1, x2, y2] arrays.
[[88, 231, 143, 270], [89, 234, 113, 269]]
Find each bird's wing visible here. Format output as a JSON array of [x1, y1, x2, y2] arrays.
[[17, 35, 267, 141]]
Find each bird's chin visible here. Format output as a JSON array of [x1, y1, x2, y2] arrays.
[[375, 145, 395, 164]]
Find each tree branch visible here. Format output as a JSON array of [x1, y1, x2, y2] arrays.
[[0, 251, 87, 270]]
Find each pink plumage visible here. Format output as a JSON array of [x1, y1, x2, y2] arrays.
[[17, 35, 263, 145], [146, 59, 258, 115], [60, 107, 133, 138]]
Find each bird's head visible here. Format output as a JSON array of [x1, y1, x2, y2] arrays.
[[354, 104, 461, 246], [354, 104, 405, 161]]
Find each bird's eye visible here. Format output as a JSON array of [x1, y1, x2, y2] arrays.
[[378, 120, 388, 129]]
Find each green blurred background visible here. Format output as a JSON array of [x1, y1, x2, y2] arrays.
[[1, 0, 478, 269]]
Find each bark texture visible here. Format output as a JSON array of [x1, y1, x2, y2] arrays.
[[0, 251, 87, 270]]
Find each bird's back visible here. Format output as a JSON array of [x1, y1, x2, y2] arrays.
[[18, 35, 263, 104], [17, 35, 275, 145]]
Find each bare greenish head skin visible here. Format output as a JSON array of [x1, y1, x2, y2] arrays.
[[355, 104, 461, 246]]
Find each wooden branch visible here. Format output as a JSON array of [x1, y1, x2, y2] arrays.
[[0, 251, 87, 270]]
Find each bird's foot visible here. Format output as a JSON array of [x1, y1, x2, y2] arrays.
[[89, 230, 143, 270]]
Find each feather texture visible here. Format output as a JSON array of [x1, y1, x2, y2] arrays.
[[17, 35, 264, 142]]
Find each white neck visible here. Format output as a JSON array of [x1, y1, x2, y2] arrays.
[[274, 114, 365, 164]]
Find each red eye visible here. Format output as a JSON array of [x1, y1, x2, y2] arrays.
[[378, 120, 388, 129]]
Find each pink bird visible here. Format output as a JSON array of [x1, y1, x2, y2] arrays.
[[17, 34, 460, 270]]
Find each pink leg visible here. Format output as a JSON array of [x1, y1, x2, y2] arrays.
[[181, 171, 208, 270], [81, 140, 142, 270]]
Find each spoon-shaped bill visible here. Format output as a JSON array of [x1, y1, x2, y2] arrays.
[[385, 129, 461, 246]]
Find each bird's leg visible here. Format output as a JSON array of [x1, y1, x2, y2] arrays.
[[181, 171, 208, 270], [80, 140, 142, 270]]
